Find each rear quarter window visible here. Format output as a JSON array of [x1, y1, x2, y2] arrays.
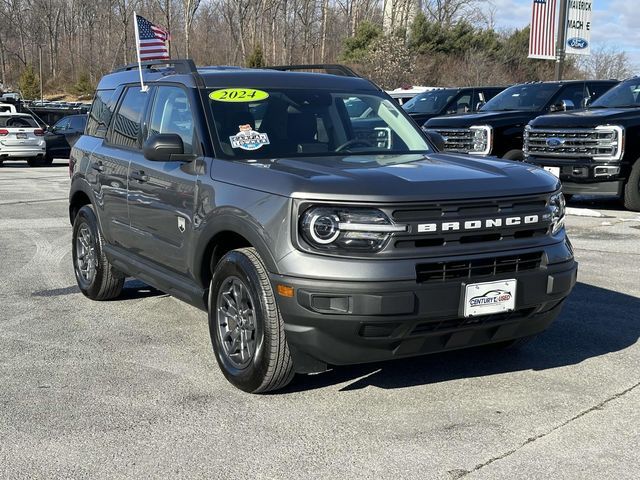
[[86, 89, 115, 138]]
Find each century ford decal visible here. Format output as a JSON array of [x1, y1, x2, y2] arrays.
[[418, 215, 540, 233]]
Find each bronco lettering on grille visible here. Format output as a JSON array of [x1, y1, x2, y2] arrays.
[[417, 215, 540, 233]]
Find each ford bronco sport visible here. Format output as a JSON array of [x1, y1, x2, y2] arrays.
[[69, 60, 577, 393]]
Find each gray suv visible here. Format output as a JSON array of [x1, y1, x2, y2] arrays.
[[69, 60, 577, 393]]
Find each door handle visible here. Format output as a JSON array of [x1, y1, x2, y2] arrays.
[[130, 171, 149, 183], [91, 161, 104, 172]]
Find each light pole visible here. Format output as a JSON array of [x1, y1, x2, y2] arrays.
[[555, 0, 569, 81], [38, 45, 43, 103]]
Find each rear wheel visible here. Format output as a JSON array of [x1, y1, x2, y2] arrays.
[[72, 205, 125, 300], [623, 160, 640, 211], [209, 247, 294, 393], [27, 157, 41, 167]]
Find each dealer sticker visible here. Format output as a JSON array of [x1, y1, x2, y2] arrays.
[[230, 124, 270, 151], [463, 279, 517, 317], [209, 88, 269, 102]]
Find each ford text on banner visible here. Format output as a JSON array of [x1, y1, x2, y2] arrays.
[[528, 0, 558, 60], [565, 0, 593, 55]]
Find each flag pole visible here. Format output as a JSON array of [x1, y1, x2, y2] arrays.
[[554, 0, 569, 81], [133, 11, 148, 92]]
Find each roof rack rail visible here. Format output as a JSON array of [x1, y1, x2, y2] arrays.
[[114, 59, 197, 75], [265, 64, 360, 78]]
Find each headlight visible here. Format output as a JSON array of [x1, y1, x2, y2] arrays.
[[300, 207, 407, 252], [549, 192, 566, 235], [593, 125, 624, 161], [469, 125, 492, 155]]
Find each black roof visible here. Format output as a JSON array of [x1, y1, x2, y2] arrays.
[[97, 60, 379, 92]]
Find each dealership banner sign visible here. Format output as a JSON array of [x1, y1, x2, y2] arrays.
[[565, 0, 593, 55], [528, 0, 558, 60]]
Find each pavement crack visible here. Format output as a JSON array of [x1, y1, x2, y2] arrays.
[[460, 381, 640, 477], [0, 197, 68, 206]]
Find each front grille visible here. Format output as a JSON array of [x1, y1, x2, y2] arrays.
[[390, 195, 550, 252], [524, 127, 621, 159], [411, 308, 536, 335], [416, 252, 543, 283], [434, 128, 475, 153]]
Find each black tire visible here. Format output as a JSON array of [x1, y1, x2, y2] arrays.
[[502, 149, 524, 161], [27, 157, 44, 167], [0, 161, 3, 167], [72, 205, 124, 300], [623, 160, 640, 211], [209, 247, 294, 393], [44, 154, 54, 166]]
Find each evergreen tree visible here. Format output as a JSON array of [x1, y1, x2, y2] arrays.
[[246, 45, 265, 68], [72, 72, 94, 96], [340, 22, 383, 63], [18, 65, 40, 100]]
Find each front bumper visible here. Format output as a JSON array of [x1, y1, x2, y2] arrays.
[[525, 157, 625, 196], [272, 248, 578, 373]]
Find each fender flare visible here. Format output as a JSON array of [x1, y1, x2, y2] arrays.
[[192, 213, 281, 288]]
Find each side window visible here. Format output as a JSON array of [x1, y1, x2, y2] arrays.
[[107, 87, 148, 149], [553, 84, 587, 110], [86, 89, 115, 138], [148, 86, 195, 154], [70, 116, 87, 131], [53, 118, 70, 131], [449, 94, 472, 114]]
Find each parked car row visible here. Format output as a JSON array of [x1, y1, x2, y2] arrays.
[[409, 79, 640, 210], [0, 113, 86, 167]]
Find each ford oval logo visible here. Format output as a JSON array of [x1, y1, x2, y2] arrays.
[[547, 137, 564, 148], [568, 37, 588, 50]]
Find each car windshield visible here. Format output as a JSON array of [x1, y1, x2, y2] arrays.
[[591, 80, 640, 108], [481, 84, 561, 112], [0, 115, 38, 128], [402, 89, 457, 114], [208, 88, 432, 160]]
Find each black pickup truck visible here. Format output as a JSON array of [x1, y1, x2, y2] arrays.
[[68, 61, 577, 393], [525, 77, 640, 210], [424, 80, 618, 160], [402, 86, 506, 126]]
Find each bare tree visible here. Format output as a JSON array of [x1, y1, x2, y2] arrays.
[[577, 45, 634, 81]]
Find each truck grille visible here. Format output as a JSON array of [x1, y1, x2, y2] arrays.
[[524, 127, 622, 160], [415, 252, 543, 283], [434, 128, 475, 153]]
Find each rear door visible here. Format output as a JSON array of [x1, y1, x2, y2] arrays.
[[91, 86, 149, 247], [127, 84, 199, 275]]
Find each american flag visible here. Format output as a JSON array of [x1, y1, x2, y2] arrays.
[[136, 14, 170, 61], [528, 0, 558, 60]]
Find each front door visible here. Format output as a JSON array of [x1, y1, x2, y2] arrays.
[[127, 85, 198, 275]]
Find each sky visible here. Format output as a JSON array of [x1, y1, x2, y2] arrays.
[[490, 0, 639, 70]]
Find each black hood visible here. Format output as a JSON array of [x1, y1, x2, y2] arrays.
[[213, 153, 560, 203], [407, 111, 441, 126], [425, 110, 537, 129], [530, 108, 640, 128]]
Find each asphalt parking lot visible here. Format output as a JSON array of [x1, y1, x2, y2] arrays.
[[1, 161, 639, 479]]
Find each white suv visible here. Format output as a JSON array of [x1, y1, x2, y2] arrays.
[[0, 113, 46, 167]]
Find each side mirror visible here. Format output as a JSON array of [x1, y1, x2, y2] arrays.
[[143, 133, 184, 162], [476, 101, 486, 111], [423, 129, 446, 152], [550, 99, 575, 113]]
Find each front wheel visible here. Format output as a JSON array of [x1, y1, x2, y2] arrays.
[[623, 160, 640, 211], [72, 205, 125, 300], [502, 149, 524, 161], [209, 247, 294, 393]]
